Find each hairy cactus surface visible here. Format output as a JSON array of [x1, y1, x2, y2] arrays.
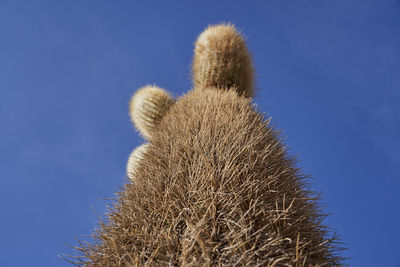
[[73, 24, 344, 266]]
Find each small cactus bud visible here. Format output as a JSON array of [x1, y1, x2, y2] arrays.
[[130, 85, 175, 139], [126, 143, 149, 181], [192, 23, 254, 97]]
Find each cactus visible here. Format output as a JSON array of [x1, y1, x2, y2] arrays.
[[193, 23, 254, 97], [130, 85, 175, 140], [73, 24, 344, 266], [126, 143, 149, 182]]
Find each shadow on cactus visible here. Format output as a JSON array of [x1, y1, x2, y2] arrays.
[[70, 23, 345, 266]]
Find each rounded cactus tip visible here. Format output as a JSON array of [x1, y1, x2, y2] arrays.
[[129, 85, 175, 140], [126, 143, 149, 181], [192, 23, 254, 98]]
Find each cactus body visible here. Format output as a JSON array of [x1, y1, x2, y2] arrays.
[[130, 86, 175, 140], [126, 143, 149, 181], [193, 24, 254, 97]]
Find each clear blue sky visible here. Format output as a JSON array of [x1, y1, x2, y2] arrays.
[[1, 1, 399, 266]]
